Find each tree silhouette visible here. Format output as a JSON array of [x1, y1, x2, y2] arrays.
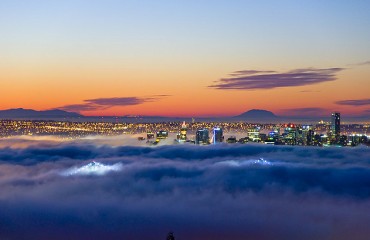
[[166, 232, 175, 240]]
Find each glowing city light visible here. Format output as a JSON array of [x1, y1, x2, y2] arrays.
[[216, 158, 273, 167], [61, 161, 123, 176]]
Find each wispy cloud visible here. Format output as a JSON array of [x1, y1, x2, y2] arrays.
[[356, 60, 370, 66], [229, 70, 276, 76], [58, 103, 107, 112], [300, 90, 321, 93], [348, 60, 370, 66], [85, 97, 157, 106], [335, 98, 370, 106], [58, 96, 168, 113], [209, 68, 344, 90], [280, 107, 328, 116]]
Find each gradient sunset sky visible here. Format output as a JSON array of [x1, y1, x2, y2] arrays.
[[1, 0, 369, 117]]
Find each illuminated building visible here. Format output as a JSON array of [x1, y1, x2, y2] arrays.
[[321, 134, 329, 146], [305, 128, 315, 146], [330, 112, 340, 143], [156, 130, 168, 139], [300, 125, 313, 145], [348, 134, 365, 146], [248, 127, 260, 142], [196, 129, 209, 145], [177, 121, 187, 142], [314, 134, 323, 146], [265, 131, 278, 144], [283, 123, 297, 145], [147, 132, 155, 139], [272, 126, 280, 135], [259, 133, 267, 142], [238, 137, 249, 144], [212, 127, 224, 144], [339, 135, 348, 146]]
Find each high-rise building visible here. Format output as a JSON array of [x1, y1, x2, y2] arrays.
[[248, 127, 261, 142], [330, 112, 340, 142], [212, 127, 224, 144], [301, 125, 313, 145], [196, 128, 209, 145], [283, 123, 297, 145], [306, 129, 315, 146], [177, 121, 187, 142]]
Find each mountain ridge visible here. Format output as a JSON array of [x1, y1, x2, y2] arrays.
[[0, 108, 83, 119]]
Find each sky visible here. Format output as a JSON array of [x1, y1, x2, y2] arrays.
[[1, 0, 370, 117], [0, 136, 370, 240]]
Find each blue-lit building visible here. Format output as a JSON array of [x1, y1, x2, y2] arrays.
[[265, 131, 278, 144], [212, 127, 224, 144]]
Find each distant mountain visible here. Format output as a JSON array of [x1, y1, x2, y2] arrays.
[[234, 109, 278, 119], [0, 108, 83, 119], [1, 108, 367, 123]]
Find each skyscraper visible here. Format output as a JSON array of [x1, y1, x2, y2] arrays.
[[331, 112, 340, 142], [248, 127, 261, 142], [283, 123, 297, 145], [301, 125, 313, 145], [196, 129, 209, 145], [177, 121, 187, 142], [212, 127, 224, 144]]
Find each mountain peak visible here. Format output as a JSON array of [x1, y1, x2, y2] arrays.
[[234, 109, 277, 119]]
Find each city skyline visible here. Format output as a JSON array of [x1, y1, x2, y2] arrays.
[[1, 1, 370, 117], [1, 2, 370, 239], [1, 110, 368, 147]]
